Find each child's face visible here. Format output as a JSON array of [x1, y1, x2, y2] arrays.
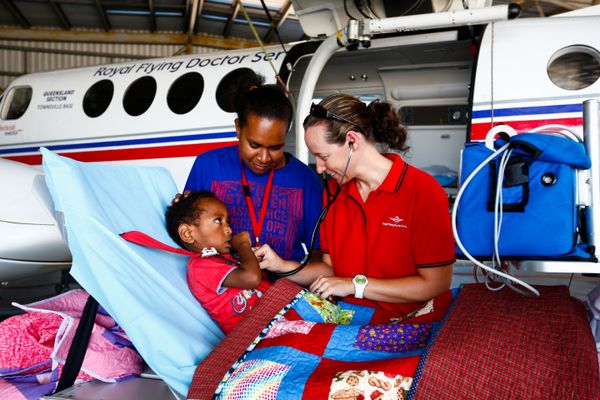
[[186, 198, 233, 254]]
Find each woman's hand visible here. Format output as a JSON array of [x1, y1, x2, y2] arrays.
[[309, 275, 354, 300], [170, 190, 191, 205], [254, 244, 289, 273]]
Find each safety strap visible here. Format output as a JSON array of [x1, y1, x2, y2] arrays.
[[55, 294, 99, 393]]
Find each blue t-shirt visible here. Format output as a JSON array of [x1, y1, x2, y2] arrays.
[[184, 145, 323, 262]]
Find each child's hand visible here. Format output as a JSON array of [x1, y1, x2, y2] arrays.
[[231, 231, 252, 251]]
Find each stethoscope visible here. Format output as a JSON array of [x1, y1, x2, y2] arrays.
[[273, 142, 354, 277]]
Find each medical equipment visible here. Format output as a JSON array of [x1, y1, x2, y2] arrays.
[[453, 126, 593, 296], [273, 141, 353, 277]]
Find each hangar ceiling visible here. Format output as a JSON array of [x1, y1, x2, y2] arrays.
[[0, 0, 598, 89], [0, 0, 597, 51], [0, 0, 303, 50]]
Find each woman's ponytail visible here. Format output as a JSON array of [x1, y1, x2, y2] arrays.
[[368, 101, 408, 151]]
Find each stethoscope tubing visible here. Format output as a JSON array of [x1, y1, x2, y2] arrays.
[[273, 146, 353, 277]]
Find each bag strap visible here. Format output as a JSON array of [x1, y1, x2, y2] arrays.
[[486, 156, 530, 212]]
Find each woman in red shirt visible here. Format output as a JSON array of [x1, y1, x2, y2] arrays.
[[255, 94, 455, 314]]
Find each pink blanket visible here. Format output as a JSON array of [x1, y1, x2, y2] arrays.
[[0, 289, 143, 399]]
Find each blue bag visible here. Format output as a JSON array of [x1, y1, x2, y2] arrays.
[[455, 132, 591, 259]]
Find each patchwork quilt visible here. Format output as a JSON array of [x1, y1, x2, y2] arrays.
[[188, 279, 455, 400], [188, 280, 600, 400]]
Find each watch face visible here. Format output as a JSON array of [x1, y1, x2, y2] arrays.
[[355, 276, 367, 284]]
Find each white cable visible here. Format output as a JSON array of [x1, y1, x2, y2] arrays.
[[530, 124, 582, 142], [452, 143, 540, 297], [494, 148, 513, 267], [486, 148, 513, 291], [486, 148, 513, 292]]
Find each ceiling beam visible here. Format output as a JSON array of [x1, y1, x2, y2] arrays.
[[1, 0, 31, 28], [98, 0, 291, 20], [148, 0, 156, 32], [183, 0, 192, 32], [184, 0, 204, 53], [49, 0, 72, 30], [0, 27, 260, 49], [0, 43, 149, 59], [94, 0, 111, 31], [222, 1, 240, 38], [264, 0, 292, 42], [186, 0, 202, 35]]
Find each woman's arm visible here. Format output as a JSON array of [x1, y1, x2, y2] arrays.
[[223, 231, 262, 290], [255, 244, 334, 287], [309, 264, 453, 303]]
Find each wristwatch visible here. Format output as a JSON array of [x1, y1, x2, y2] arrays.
[[352, 275, 368, 299]]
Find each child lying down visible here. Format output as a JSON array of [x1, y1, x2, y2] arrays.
[[121, 190, 349, 334]]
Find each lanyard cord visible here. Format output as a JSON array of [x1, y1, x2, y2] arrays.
[[240, 159, 275, 246], [273, 147, 353, 277]]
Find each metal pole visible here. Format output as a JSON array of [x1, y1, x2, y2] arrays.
[[366, 5, 518, 35], [295, 34, 342, 164], [584, 99, 600, 257]]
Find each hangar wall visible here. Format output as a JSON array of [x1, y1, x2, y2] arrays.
[[0, 36, 222, 91]]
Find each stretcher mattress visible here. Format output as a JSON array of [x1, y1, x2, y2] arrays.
[[41, 148, 224, 397]]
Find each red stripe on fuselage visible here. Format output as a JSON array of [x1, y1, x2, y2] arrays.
[[470, 117, 583, 140], [3, 141, 236, 165]]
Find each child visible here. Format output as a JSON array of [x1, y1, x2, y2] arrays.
[[121, 190, 270, 334]]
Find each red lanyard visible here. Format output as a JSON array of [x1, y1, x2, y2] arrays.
[[240, 162, 275, 246]]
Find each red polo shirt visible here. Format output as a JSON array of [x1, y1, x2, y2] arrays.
[[320, 153, 455, 313]]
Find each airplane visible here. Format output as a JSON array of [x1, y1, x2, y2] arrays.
[[0, 1, 599, 284]]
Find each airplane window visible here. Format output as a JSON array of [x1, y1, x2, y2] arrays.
[[547, 46, 600, 91], [123, 76, 157, 116], [216, 68, 257, 113], [167, 72, 204, 114], [83, 80, 114, 118], [1, 86, 33, 120]]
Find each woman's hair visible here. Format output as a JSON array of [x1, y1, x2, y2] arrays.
[[233, 72, 293, 130], [165, 190, 218, 249], [303, 93, 408, 151]]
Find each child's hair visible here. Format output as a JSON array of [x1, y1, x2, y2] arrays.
[[165, 190, 218, 249]]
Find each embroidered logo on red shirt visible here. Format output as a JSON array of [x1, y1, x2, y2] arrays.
[[231, 289, 263, 314], [231, 293, 248, 314], [382, 216, 407, 228]]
